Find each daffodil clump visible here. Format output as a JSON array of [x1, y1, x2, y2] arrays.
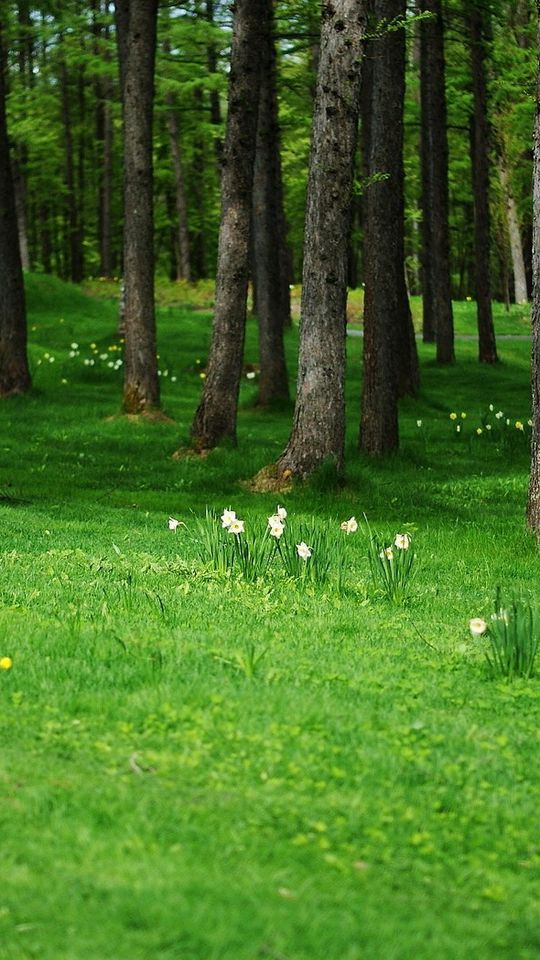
[[446, 405, 532, 452], [367, 529, 415, 604], [469, 592, 539, 680]]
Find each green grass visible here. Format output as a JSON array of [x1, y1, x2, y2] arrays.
[[1, 274, 540, 960]]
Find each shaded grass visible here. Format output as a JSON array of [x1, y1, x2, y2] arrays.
[[0, 275, 539, 960]]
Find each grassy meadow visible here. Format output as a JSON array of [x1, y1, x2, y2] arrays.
[[1, 274, 540, 960]]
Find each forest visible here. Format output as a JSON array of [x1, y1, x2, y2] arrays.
[[2, 2, 540, 959]]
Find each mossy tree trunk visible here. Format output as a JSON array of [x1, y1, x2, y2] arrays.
[[252, 1, 289, 407], [527, 5, 540, 534], [0, 17, 31, 398], [276, 0, 366, 478], [115, 0, 160, 413], [190, 0, 264, 449]]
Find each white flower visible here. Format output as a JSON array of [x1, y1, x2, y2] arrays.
[[469, 617, 487, 637], [379, 547, 394, 561], [221, 509, 236, 528], [416, 420, 422, 428], [528, 419, 533, 427], [296, 541, 312, 560], [486, 424, 492, 431], [70, 342, 79, 350], [228, 518, 245, 535], [269, 521, 284, 539], [340, 517, 358, 534], [489, 404, 494, 412], [456, 424, 461, 433], [246, 371, 256, 380], [168, 516, 180, 531], [277, 505, 287, 521], [394, 533, 411, 550], [495, 411, 503, 419]]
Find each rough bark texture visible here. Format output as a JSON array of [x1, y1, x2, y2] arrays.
[[252, 1, 289, 407], [60, 54, 84, 283], [469, 4, 498, 364], [420, 0, 454, 362], [527, 5, 540, 534], [191, 0, 264, 449], [360, 0, 417, 457], [498, 156, 528, 303], [0, 20, 31, 396], [116, 0, 160, 413], [277, 0, 366, 477]]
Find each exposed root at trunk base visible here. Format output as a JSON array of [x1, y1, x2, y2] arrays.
[[244, 462, 295, 494]]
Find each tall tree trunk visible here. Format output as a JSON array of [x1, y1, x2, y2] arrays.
[[191, 0, 264, 449], [498, 155, 529, 303], [93, 0, 114, 278], [206, 0, 223, 170], [527, 5, 540, 534], [60, 54, 83, 283], [167, 99, 192, 282], [115, 0, 160, 413], [276, 0, 366, 478], [12, 156, 30, 270], [469, 3, 498, 364], [252, 2, 289, 407], [360, 0, 417, 457], [0, 19, 31, 396], [420, 0, 454, 362]]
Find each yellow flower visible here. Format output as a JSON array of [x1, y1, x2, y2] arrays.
[[476, 427, 483, 435], [515, 421, 524, 432], [461, 412, 467, 419], [0, 657, 13, 670], [450, 412, 457, 420]]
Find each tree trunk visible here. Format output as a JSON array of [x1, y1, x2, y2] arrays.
[[60, 54, 83, 283], [420, 0, 454, 362], [252, 2, 289, 407], [206, 0, 223, 170], [277, 0, 366, 478], [115, 0, 160, 413], [527, 6, 540, 534], [498, 155, 529, 303], [94, 0, 114, 278], [360, 0, 417, 457], [167, 99, 192, 282], [0, 18, 31, 397], [191, 0, 264, 449], [469, 4, 498, 364]]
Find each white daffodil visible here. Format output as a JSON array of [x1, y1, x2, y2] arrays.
[[379, 547, 394, 561], [269, 521, 284, 539], [416, 420, 422, 428], [277, 505, 287, 520], [246, 371, 256, 380], [221, 509, 236, 529], [496, 411, 504, 419], [469, 618, 487, 637], [394, 533, 411, 550], [228, 518, 245, 535], [340, 517, 358, 534], [168, 517, 180, 531], [296, 541, 312, 560]]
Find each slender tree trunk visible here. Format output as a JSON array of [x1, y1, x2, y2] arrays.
[[277, 0, 366, 478], [94, 0, 114, 278], [469, 4, 498, 364], [167, 99, 192, 282], [527, 5, 540, 534], [420, 0, 454, 362], [252, 2, 289, 407], [191, 0, 264, 449], [12, 156, 30, 270], [498, 155, 528, 303], [206, 0, 223, 170], [60, 55, 83, 283], [115, 0, 160, 413], [0, 19, 31, 396], [361, 0, 417, 457]]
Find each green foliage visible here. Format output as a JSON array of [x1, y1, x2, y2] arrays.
[[485, 590, 539, 680]]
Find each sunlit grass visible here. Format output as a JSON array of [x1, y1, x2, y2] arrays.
[[0, 274, 539, 960]]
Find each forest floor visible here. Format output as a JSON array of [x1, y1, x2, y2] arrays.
[[1, 274, 539, 960]]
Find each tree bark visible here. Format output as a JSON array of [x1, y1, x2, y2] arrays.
[[360, 0, 417, 457], [0, 18, 31, 396], [277, 0, 366, 477], [60, 53, 84, 283], [167, 98, 192, 282], [498, 155, 529, 303], [420, 0, 454, 362], [191, 0, 264, 449], [115, 0, 160, 413], [469, 3, 498, 364], [527, 4, 540, 534], [252, 2, 289, 407]]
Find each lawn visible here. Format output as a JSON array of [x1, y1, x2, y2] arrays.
[[1, 274, 539, 960]]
